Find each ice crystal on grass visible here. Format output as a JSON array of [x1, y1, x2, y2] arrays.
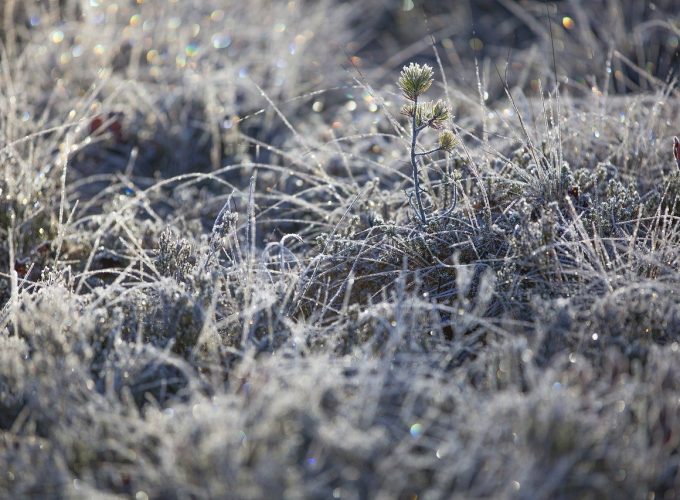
[[2, 0, 680, 498], [397, 63, 434, 101]]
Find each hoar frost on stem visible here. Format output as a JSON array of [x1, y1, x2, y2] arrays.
[[398, 62, 458, 225]]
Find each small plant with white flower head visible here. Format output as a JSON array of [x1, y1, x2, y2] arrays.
[[398, 62, 457, 225]]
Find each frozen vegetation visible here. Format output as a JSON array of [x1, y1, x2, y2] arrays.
[[1, 0, 680, 498]]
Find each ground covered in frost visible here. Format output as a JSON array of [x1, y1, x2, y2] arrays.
[[1, 1, 680, 498]]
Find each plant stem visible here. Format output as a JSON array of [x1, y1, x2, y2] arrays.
[[410, 96, 427, 225], [415, 147, 442, 157]]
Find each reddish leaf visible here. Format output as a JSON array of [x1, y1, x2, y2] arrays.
[[89, 112, 125, 143]]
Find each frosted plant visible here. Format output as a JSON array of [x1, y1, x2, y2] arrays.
[[398, 62, 457, 225]]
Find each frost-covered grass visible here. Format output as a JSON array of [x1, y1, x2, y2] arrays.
[[1, 1, 680, 498]]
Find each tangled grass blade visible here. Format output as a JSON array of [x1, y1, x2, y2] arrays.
[[0, 1, 679, 499]]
